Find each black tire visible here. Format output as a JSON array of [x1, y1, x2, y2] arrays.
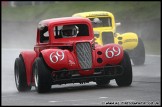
[[33, 57, 51, 93], [131, 37, 145, 65], [115, 51, 132, 86], [14, 56, 31, 92], [96, 78, 110, 87]]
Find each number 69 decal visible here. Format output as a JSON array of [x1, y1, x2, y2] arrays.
[[105, 46, 121, 58], [49, 51, 64, 63]]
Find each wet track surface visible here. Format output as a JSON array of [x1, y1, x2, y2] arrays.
[[1, 49, 161, 106]]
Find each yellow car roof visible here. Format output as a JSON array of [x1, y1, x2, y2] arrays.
[[72, 11, 114, 18]]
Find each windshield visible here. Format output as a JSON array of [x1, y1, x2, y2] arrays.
[[54, 24, 89, 39], [88, 17, 112, 28]]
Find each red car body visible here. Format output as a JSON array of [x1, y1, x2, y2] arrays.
[[14, 17, 132, 93]]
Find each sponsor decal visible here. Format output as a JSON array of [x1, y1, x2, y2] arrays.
[[105, 46, 121, 58], [124, 39, 137, 43], [69, 60, 75, 66], [49, 51, 64, 63]]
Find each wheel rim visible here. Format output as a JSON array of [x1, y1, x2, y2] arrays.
[[34, 64, 38, 88], [15, 64, 19, 86]]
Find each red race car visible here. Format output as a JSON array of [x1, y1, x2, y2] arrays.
[[14, 17, 132, 93]]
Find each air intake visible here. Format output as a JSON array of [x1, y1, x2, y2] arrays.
[[102, 32, 114, 45], [76, 42, 92, 69]]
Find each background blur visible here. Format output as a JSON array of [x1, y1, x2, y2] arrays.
[[1, 1, 161, 54]]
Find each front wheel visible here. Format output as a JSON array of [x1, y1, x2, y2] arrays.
[[131, 37, 145, 65], [14, 56, 31, 92], [33, 57, 51, 93], [115, 51, 132, 86]]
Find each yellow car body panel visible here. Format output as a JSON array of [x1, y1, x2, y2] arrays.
[[72, 11, 116, 32], [72, 11, 138, 50], [114, 32, 138, 50]]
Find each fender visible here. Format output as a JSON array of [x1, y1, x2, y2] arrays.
[[41, 49, 78, 71], [94, 43, 123, 67], [20, 51, 36, 86], [114, 32, 138, 50]]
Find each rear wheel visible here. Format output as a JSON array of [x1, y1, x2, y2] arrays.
[[131, 37, 145, 65], [115, 51, 132, 86], [33, 57, 51, 93], [14, 56, 31, 92]]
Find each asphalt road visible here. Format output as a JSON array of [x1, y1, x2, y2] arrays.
[[1, 49, 161, 106]]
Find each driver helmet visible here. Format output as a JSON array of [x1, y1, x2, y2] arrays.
[[93, 18, 102, 24], [61, 25, 79, 38]]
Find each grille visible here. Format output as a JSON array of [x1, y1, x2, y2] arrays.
[[76, 42, 92, 69], [102, 32, 114, 45]]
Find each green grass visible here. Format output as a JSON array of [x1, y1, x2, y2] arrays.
[[2, 1, 160, 22]]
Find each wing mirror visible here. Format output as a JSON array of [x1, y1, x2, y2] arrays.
[[116, 22, 121, 27]]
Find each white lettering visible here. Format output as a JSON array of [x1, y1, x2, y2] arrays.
[[49, 51, 65, 63], [105, 46, 121, 58]]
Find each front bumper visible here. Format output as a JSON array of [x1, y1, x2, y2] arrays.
[[51, 65, 123, 85]]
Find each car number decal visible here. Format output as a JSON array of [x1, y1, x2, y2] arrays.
[[50, 51, 64, 63], [105, 46, 121, 58]]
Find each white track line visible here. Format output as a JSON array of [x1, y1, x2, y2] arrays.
[[49, 96, 108, 103], [146, 54, 160, 57]]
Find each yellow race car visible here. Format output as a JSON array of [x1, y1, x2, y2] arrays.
[[72, 11, 145, 65]]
